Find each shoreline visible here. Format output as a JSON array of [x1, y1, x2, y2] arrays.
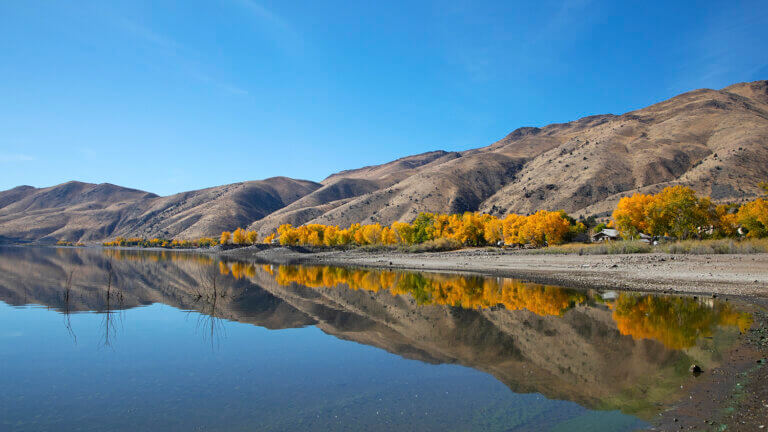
[[14, 243, 768, 299], [219, 246, 768, 300]]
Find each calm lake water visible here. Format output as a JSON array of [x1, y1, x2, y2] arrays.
[[0, 247, 753, 431]]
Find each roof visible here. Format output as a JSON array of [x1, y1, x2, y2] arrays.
[[595, 229, 620, 237]]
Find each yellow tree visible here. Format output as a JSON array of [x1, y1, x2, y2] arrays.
[[245, 230, 258, 245], [362, 224, 383, 245], [277, 224, 299, 245], [483, 216, 503, 244], [220, 231, 231, 245], [455, 212, 486, 246], [502, 214, 526, 245], [644, 186, 711, 239], [540, 211, 571, 245], [322, 226, 339, 246], [381, 226, 398, 245], [392, 221, 415, 245], [713, 204, 739, 238], [612, 193, 654, 238], [232, 228, 247, 245], [737, 198, 768, 238]]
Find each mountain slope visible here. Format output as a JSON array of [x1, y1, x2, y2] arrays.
[[0, 177, 320, 243], [1, 80, 767, 242], [260, 80, 768, 233]]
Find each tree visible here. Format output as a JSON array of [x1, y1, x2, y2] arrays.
[[361, 224, 383, 245], [232, 228, 247, 245], [220, 231, 231, 245], [644, 186, 711, 239], [381, 226, 398, 245], [713, 204, 739, 238], [455, 212, 486, 246], [277, 224, 299, 245], [612, 193, 654, 238], [246, 230, 258, 245], [737, 198, 768, 238], [483, 217, 503, 244], [502, 214, 527, 245], [411, 213, 436, 244], [392, 221, 415, 245]]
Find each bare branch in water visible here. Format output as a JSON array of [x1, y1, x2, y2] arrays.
[[62, 268, 77, 345]]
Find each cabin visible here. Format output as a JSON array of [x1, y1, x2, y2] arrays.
[[591, 228, 621, 242]]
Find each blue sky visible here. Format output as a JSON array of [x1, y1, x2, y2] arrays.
[[1, 0, 766, 196]]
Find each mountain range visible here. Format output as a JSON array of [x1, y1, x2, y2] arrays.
[[2, 80, 767, 243]]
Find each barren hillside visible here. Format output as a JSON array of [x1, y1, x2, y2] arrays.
[[0, 177, 320, 243], [248, 80, 768, 235]]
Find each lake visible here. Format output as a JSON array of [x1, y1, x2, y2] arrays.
[[0, 246, 753, 431]]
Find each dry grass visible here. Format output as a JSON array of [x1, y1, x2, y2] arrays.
[[532, 239, 768, 255], [400, 238, 462, 253], [659, 238, 768, 254], [531, 241, 652, 255]]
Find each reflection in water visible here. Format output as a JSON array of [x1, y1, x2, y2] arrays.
[[266, 264, 587, 316], [229, 262, 753, 349], [102, 248, 215, 264], [611, 293, 753, 350], [0, 246, 756, 429], [100, 258, 124, 348], [190, 263, 231, 349], [61, 267, 77, 344]]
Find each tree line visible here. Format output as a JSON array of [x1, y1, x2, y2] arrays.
[[273, 209, 584, 248], [102, 237, 219, 248]]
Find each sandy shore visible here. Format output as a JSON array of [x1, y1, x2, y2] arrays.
[[222, 246, 768, 299]]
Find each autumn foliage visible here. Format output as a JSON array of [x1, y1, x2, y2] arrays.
[[217, 262, 587, 316], [102, 236, 219, 249], [270, 210, 583, 248], [215, 262, 753, 348], [612, 185, 768, 239], [610, 293, 752, 349]]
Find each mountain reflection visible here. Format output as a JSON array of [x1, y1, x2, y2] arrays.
[[0, 246, 754, 419]]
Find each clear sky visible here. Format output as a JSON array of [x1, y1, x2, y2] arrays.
[[1, 1, 766, 196]]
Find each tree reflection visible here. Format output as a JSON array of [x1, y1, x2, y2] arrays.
[[263, 264, 587, 316], [225, 262, 754, 349], [609, 293, 753, 349]]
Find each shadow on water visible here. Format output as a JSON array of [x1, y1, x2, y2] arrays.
[[0, 246, 757, 427]]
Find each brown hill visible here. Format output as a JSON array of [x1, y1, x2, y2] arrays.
[[245, 80, 768, 235], [0, 177, 320, 243], [1, 80, 767, 242]]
